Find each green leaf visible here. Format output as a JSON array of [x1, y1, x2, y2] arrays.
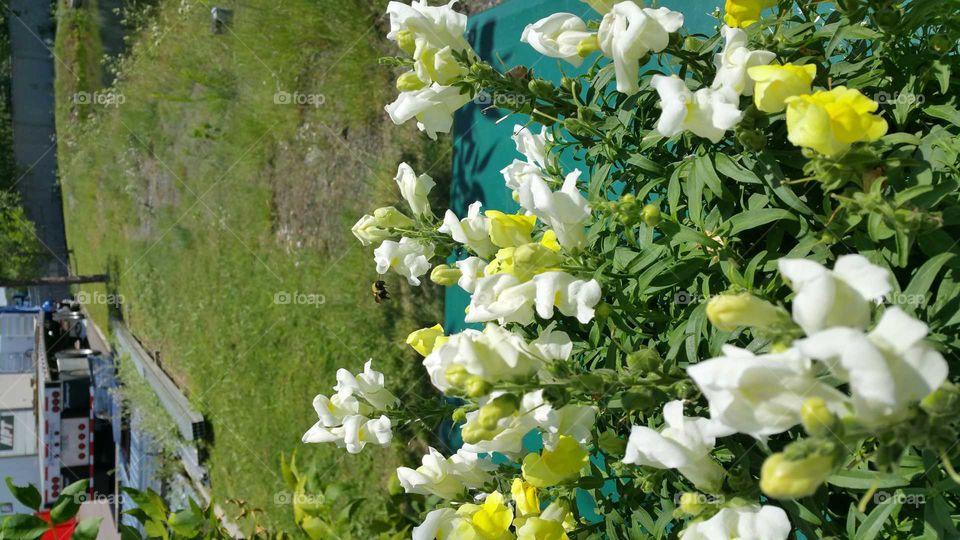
[[50, 480, 89, 525], [925, 104, 960, 127], [71, 518, 103, 540], [727, 209, 797, 235], [4, 478, 41, 511], [904, 252, 954, 311], [827, 470, 911, 489], [168, 507, 203, 537], [0, 514, 49, 540], [932, 60, 951, 94], [854, 498, 901, 540], [694, 154, 723, 196], [714, 153, 761, 184]]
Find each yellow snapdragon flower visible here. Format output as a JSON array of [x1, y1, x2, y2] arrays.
[[521, 436, 588, 488], [785, 87, 888, 157], [406, 324, 447, 357], [723, 0, 776, 28], [451, 491, 514, 540], [747, 64, 817, 113], [487, 211, 538, 248]]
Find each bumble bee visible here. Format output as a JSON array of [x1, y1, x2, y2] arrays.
[[506, 65, 531, 81], [372, 280, 390, 304]]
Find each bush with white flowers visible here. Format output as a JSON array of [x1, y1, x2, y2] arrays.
[[306, 0, 960, 538]]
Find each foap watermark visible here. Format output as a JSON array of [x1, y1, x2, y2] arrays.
[[274, 91, 326, 107], [76, 290, 124, 306], [673, 290, 708, 306], [274, 291, 326, 307], [886, 291, 928, 308], [874, 91, 925, 106], [74, 90, 126, 108], [274, 491, 323, 506], [474, 89, 529, 108], [673, 492, 725, 506], [873, 491, 925, 507]]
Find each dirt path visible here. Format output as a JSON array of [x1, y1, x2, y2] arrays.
[[7, 0, 69, 298]]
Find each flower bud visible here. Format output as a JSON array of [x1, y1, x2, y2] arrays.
[[430, 264, 462, 287], [373, 206, 415, 229], [445, 365, 470, 388], [678, 492, 706, 516], [598, 430, 626, 457], [528, 79, 555, 99], [921, 382, 958, 417], [640, 204, 661, 226], [760, 451, 836, 500], [577, 35, 600, 57], [396, 71, 427, 92], [626, 348, 661, 373], [406, 324, 446, 357], [930, 34, 953, 54], [461, 422, 494, 444], [706, 293, 784, 332], [465, 376, 492, 398], [800, 397, 836, 437], [477, 394, 520, 429], [451, 407, 469, 423], [351, 214, 392, 246], [396, 30, 416, 55], [563, 118, 592, 137]]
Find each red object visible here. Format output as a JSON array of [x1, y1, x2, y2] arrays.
[[35, 511, 77, 540]]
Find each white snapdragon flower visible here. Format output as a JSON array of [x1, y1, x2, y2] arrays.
[[412, 508, 457, 540], [311, 392, 363, 428], [386, 0, 471, 85], [778, 254, 891, 335], [516, 170, 591, 249], [440, 201, 498, 259], [395, 162, 435, 218], [334, 360, 400, 411], [341, 414, 393, 454], [385, 84, 472, 140], [397, 448, 495, 499], [513, 124, 555, 170], [386, 0, 469, 51], [711, 26, 775, 98], [465, 271, 601, 325], [624, 400, 727, 491], [522, 13, 594, 67], [598, 2, 684, 95], [461, 390, 596, 459], [303, 414, 393, 454], [374, 237, 435, 286], [679, 505, 791, 540], [455, 256, 488, 293], [465, 273, 538, 324], [797, 307, 948, 427], [422, 324, 559, 392], [650, 75, 744, 143], [533, 271, 602, 324], [501, 160, 547, 193], [687, 346, 847, 440]]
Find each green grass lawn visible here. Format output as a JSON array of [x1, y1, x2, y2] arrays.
[[54, 0, 449, 532]]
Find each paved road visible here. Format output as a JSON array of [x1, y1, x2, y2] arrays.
[[7, 0, 69, 299]]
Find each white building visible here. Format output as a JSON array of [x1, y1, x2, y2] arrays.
[[0, 310, 42, 516]]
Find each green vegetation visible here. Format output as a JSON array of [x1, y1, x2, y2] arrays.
[[54, 0, 449, 531]]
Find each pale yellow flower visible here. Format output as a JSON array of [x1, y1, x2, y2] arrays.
[[724, 0, 776, 28], [785, 87, 888, 157], [747, 63, 817, 113]]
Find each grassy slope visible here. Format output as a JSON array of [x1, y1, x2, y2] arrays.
[[55, 0, 449, 531]]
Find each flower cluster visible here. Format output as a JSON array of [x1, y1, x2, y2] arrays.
[[302, 0, 960, 538], [302, 360, 398, 454]]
